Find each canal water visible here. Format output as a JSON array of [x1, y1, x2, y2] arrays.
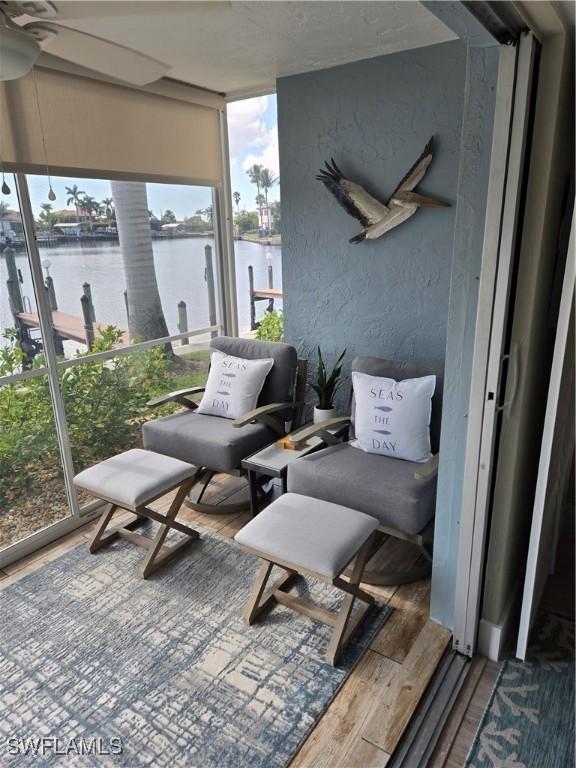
[[0, 238, 282, 349]]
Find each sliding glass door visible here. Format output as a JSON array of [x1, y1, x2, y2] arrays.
[[0, 173, 224, 564]]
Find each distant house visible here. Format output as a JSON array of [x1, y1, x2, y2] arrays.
[[0, 210, 24, 241], [52, 208, 89, 222], [53, 222, 87, 238], [257, 202, 274, 233], [160, 222, 186, 235]]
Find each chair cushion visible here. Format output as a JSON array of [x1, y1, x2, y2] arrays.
[[234, 492, 378, 578], [142, 411, 275, 472], [73, 449, 196, 510], [211, 336, 297, 418], [287, 443, 436, 535]]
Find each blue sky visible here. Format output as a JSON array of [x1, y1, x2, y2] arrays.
[[2, 94, 279, 220], [227, 94, 280, 211]]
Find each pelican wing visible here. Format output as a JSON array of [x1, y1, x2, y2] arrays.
[[317, 159, 387, 227], [388, 138, 434, 204]]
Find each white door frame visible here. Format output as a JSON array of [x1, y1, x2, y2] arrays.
[[452, 33, 537, 656]]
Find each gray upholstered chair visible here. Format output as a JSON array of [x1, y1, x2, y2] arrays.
[[143, 336, 303, 513], [287, 356, 443, 585]]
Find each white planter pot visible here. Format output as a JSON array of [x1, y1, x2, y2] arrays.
[[313, 406, 335, 424]]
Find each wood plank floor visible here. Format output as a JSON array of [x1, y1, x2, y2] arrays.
[[0, 474, 447, 766], [430, 657, 500, 767]]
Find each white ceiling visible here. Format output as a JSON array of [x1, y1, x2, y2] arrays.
[[26, 1, 456, 96]]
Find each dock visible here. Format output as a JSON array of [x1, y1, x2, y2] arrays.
[[248, 263, 283, 330], [17, 311, 129, 347], [251, 288, 283, 301], [4, 242, 220, 362]]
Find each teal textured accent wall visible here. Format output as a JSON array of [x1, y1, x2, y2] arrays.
[[277, 39, 498, 629], [278, 41, 466, 389]]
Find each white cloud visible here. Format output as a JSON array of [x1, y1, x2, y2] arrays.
[[227, 95, 279, 178], [227, 96, 269, 155], [242, 125, 279, 177]]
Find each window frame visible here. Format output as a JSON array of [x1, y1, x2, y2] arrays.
[[0, 170, 232, 567]]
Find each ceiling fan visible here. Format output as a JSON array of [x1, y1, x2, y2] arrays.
[[0, 0, 173, 85]]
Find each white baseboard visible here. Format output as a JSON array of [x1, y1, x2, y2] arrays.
[[478, 578, 523, 661]]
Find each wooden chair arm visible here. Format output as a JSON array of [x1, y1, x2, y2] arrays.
[[288, 416, 352, 445], [147, 387, 206, 409], [232, 402, 304, 429], [414, 453, 439, 481]]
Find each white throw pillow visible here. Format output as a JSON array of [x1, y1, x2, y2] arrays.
[[351, 371, 436, 463], [197, 350, 274, 420]]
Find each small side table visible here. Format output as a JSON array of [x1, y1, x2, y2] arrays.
[[241, 423, 348, 516]]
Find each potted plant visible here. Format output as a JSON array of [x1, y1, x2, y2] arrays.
[[311, 347, 346, 424]]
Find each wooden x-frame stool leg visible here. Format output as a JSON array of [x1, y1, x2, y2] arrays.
[[241, 534, 376, 665], [89, 477, 200, 579]]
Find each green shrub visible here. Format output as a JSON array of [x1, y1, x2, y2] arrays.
[[256, 310, 284, 342], [0, 326, 207, 505], [60, 326, 172, 471]]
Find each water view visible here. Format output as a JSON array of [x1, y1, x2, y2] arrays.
[[1, 237, 282, 348]]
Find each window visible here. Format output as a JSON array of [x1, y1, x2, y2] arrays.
[[0, 173, 224, 553], [227, 95, 283, 335]]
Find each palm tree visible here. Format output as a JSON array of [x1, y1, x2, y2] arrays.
[[81, 195, 100, 231], [101, 197, 114, 220], [110, 181, 170, 343], [247, 164, 264, 198], [65, 184, 85, 223], [161, 209, 176, 224], [259, 168, 278, 232], [39, 203, 55, 228], [195, 207, 213, 226], [233, 191, 241, 212]]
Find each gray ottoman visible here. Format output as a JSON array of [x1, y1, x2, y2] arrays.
[[234, 492, 379, 665], [74, 449, 200, 578]]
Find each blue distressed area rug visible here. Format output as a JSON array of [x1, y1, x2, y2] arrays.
[[0, 525, 391, 767], [465, 612, 575, 768]]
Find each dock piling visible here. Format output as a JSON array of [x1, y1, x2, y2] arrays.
[[204, 244, 217, 339], [266, 253, 274, 313], [5, 247, 24, 315], [248, 265, 257, 331], [177, 300, 189, 345], [249, 260, 280, 330], [80, 294, 95, 350], [82, 282, 96, 323], [45, 276, 58, 311]]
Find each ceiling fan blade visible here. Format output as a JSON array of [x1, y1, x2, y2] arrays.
[[43, 1, 231, 21], [0, 1, 58, 19], [24, 21, 170, 85]]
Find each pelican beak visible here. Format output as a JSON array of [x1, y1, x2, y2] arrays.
[[410, 193, 450, 208]]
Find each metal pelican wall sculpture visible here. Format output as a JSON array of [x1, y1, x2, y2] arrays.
[[316, 137, 450, 244]]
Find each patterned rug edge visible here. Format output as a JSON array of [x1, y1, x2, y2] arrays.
[[463, 611, 575, 768], [1, 520, 393, 768]]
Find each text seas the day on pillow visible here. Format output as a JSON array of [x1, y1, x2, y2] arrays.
[[351, 372, 436, 463], [197, 351, 274, 420]]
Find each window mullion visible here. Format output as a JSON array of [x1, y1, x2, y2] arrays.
[[15, 173, 80, 517]]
